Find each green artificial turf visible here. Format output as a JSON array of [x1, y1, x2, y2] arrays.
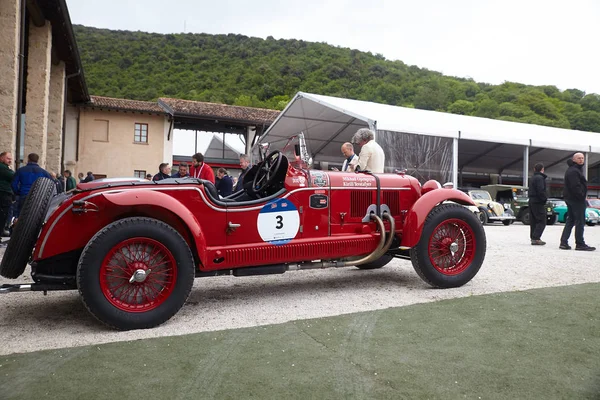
[[0, 283, 598, 400]]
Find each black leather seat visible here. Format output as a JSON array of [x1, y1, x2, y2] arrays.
[[202, 181, 236, 203]]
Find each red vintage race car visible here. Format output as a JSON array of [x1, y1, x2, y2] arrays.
[[0, 136, 486, 330]]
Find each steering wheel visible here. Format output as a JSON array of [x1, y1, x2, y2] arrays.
[[251, 150, 283, 196]]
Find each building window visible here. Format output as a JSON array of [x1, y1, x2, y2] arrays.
[[134, 170, 147, 179], [92, 119, 109, 142], [134, 123, 148, 143]]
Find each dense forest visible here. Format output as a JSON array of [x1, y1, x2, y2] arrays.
[[74, 25, 600, 133]]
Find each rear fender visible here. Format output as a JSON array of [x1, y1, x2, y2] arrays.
[[402, 190, 475, 248], [102, 190, 207, 265]]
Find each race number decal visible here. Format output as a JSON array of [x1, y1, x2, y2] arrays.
[[257, 199, 300, 245]]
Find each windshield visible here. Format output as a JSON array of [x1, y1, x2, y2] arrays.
[[470, 190, 492, 201], [588, 199, 600, 207], [259, 132, 312, 169]]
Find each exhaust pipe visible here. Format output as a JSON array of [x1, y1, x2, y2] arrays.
[[0, 284, 32, 294]]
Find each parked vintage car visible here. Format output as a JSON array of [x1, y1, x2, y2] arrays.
[[548, 198, 600, 226], [587, 198, 600, 211], [459, 188, 516, 225], [480, 184, 557, 225], [0, 134, 486, 330]]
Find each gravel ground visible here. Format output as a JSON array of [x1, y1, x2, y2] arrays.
[[0, 223, 598, 355]]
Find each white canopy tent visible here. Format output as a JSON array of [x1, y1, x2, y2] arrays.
[[260, 92, 600, 187]]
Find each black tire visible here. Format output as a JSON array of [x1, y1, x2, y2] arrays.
[[77, 217, 195, 330], [547, 214, 558, 225], [410, 203, 486, 288], [502, 220, 512, 226], [478, 208, 489, 225], [521, 210, 531, 225], [0, 178, 55, 279], [586, 222, 595, 226], [356, 254, 393, 270]]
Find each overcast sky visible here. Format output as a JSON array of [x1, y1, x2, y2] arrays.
[[66, 0, 600, 162], [68, 0, 600, 94]]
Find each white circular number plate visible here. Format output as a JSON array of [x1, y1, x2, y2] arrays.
[[257, 199, 300, 245]]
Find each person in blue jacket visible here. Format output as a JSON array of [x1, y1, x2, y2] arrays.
[[11, 153, 51, 219]]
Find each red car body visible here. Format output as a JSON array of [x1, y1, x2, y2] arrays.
[[1, 151, 486, 330]]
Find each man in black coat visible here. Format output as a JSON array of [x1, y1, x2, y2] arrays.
[[559, 153, 595, 251], [528, 163, 548, 245]]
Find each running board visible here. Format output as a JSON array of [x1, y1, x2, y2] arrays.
[[0, 282, 77, 294]]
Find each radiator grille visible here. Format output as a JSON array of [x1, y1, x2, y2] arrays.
[[382, 191, 400, 215], [351, 191, 372, 218]]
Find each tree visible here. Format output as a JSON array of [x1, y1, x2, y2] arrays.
[[570, 111, 600, 133], [448, 100, 474, 115], [474, 99, 499, 118]]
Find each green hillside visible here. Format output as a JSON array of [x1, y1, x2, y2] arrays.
[[74, 25, 600, 132]]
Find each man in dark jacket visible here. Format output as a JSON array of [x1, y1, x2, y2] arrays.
[[215, 168, 233, 197], [528, 163, 548, 245], [82, 171, 95, 183], [0, 152, 15, 237], [233, 154, 251, 193], [559, 153, 595, 251], [171, 164, 190, 179], [11, 153, 52, 219], [152, 163, 172, 181]]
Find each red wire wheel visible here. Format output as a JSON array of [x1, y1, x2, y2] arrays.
[[99, 237, 178, 312], [427, 218, 476, 276]]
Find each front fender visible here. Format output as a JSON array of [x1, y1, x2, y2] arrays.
[[102, 190, 207, 261], [401, 189, 475, 248]]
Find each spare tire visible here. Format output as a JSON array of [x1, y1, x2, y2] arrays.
[[0, 177, 55, 278]]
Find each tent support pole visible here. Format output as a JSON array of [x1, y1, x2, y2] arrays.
[[452, 138, 458, 186], [523, 146, 529, 187], [585, 152, 589, 180]]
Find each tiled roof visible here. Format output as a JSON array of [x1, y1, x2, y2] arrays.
[[159, 98, 279, 125], [88, 96, 165, 114]]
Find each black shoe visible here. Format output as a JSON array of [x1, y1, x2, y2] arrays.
[[531, 240, 546, 245], [559, 244, 571, 250], [575, 245, 596, 251]]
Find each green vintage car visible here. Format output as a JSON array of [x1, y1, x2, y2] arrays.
[[548, 198, 600, 226], [480, 185, 558, 225]]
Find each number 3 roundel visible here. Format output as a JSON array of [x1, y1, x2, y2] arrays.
[[257, 199, 300, 245]]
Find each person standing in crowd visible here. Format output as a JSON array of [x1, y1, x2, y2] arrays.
[[215, 168, 233, 197], [189, 153, 215, 184], [63, 170, 77, 191], [0, 152, 15, 237], [560, 153, 595, 251], [11, 153, 51, 220], [145, 174, 153, 180], [49, 172, 64, 194], [338, 143, 359, 172], [528, 163, 548, 246], [152, 163, 172, 181], [352, 128, 385, 173], [78, 172, 85, 183], [233, 154, 251, 193], [171, 164, 190, 178], [83, 171, 95, 183]]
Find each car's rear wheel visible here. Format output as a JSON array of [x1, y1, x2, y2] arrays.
[[411, 204, 486, 288], [355, 254, 393, 270], [502, 220, 512, 225], [77, 217, 195, 330], [0, 177, 55, 279]]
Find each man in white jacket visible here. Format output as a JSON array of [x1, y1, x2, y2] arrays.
[[353, 128, 385, 173]]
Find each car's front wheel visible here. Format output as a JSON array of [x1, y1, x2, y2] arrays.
[[521, 210, 531, 225], [410, 204, 486, 288], [547, 214, 558, 225], [77, 217, 195, 330]]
